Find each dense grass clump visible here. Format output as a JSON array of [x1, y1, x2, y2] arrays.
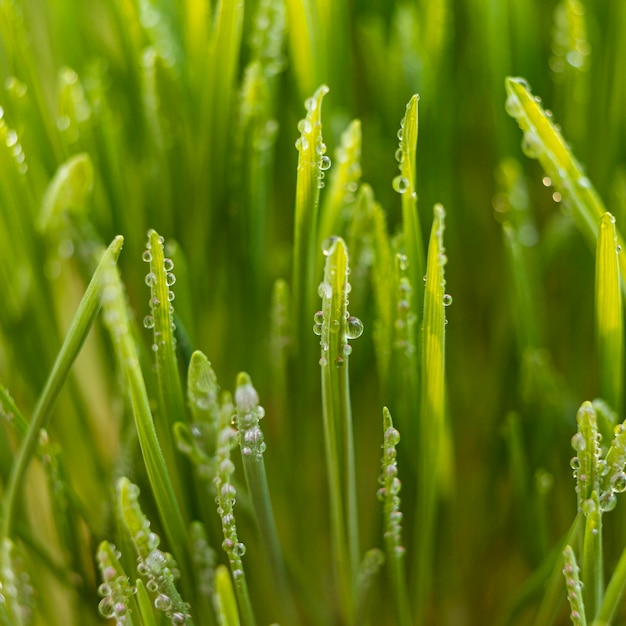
[[0, 0, 625, 624]]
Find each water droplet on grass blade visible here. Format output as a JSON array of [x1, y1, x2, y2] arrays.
[[521, 131, 542, 158], [346, 316, 364, 339], [319, 155, 331, 170], [321, 236, 339, 255], [443, 294, 453, 306], [392, 175, 409, 194], [143, 315, 155, 329]]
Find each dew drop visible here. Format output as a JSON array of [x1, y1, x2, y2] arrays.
[[322, 236, 339, 255], [346, 316, 364, 339], [396, 253, 409, 270], [142, 250, 152, 262], [392, 175, 409, 194], [163, 258, 174, 272], [297, 118, 312, 134], [611, 472, 626, 493], [143, 315, 155, 329], [233, 542, 246, 557], [578, 176, 591, 189], [442, 294, 453, 307], [154, 594, 172, 611], [571, 432, 586, 451], [145, 272, 157, 287], [166, 272, 176, 286], [334, 356, 344, 368], [319, 155, 331, 171], [552, 192, 562, 203], [504, 94, 522, 118], [542, 176, 552, 187], [313, 323, 322, 336], [304, 97, 316, 112], [600, 491, 617, 512], [521, 131, 542, 159], [570, 456, 580, 470], [397, 128, 403, 141], [342, 344, 352, 356]]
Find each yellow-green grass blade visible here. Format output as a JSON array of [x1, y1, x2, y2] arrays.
[[581, 492, 602, 620], [317, 118, 362, 250], [99, 247, 192, 588], [415, 204, 450, 624], [292, 84, 329, 349], [215, 564, 241, 626], [283, 0, 323, 100], [595, 213, 623, 415], [395, 95, 425, 323], [317, 236, 363, 621], [504, 77, 626, 289], [117, 477, 194, 626], [0, 236, 123, 544]]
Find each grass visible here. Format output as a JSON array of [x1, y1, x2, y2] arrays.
[[0, 0, 625, 624]]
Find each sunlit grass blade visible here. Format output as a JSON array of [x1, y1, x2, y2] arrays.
[[395, 94, 425, 322], [99, 247, 191, 586], [504, 77, 626, 284], [563, 544, 587, 626], [581, 492, 602, 619], [214, 564, 241, 626], [283, 0, 323, 99], [292, 84, 329, 351], [595, 213, 623, 415], [415, 204, 449, 624], [317, 235, 363, 620], [0, 235, 123, 544], [233, 372, 296, 624], [317, 119, 362, 247]]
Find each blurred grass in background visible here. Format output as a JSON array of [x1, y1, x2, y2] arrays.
[[0, 0, 625, 624]]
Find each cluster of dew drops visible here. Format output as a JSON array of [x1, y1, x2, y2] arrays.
[[391, 108, 412, 196], [142, 233, 177, 351], [570, 425, 626, 514], [295, 95, 331, 189], [313, 237, 364, 367]]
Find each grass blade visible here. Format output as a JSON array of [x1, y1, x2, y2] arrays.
[[292, 84, 329, 351], [0, 235, 123, 544], [317, 235, 363, 620], [233, 372, 297, 625], [595, 213, 623, 415], [504, 77, 626, 285], [415, 204, 449, 624], [563, 544, 587, 626], [214, 564, 241, 626]]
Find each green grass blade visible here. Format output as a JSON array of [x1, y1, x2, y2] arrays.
[[214, 564, 241, 626], [0, 235, 123, 544], [117, 477, 194, 626], [214, 392, 257, 626], [99, 247, 191, 586], [395, 95, 425, 322], [317, 119, 362, 247], [317, 235, 363, 620], [135, 578, 160, 626], [563, 544, 587, 626], [292, 84, 329, 351], [379, 407, 411, 626], [595, 213, 623, 415], [233, 372, 297, 625], [415, 204, 449, 624], [504, 77, 626, 284], [581, 493, 603, 619]]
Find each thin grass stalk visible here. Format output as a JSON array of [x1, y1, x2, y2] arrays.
[[0, 236, 123, 544], [563, 544, 587, 626], [379, 407, 411, 626], [415, 204, 448, 624], [317, 236, 363, 620], [214, 564, 241, 626], [233, 373, 298, 625], [581, 492, 602, 619], [595, 213, 623, 415]]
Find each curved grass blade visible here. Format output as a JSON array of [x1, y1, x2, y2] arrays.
[[96, 541, 138, 626], [292, 84, 329, 351], [415, 204, 450, 624], [504, 77, 626, 286], [0, 236, 123, 544], [595, 213, 623, 415], [317, 236, 363, 621]]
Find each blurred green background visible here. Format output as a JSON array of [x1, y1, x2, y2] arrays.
[[1, 0, 625, 624]]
